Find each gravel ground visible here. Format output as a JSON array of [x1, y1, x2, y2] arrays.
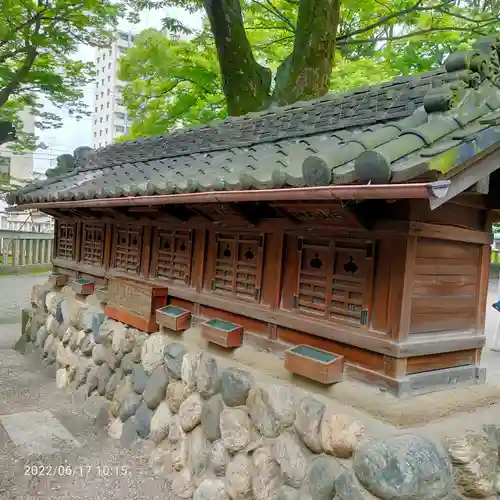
[[0, 274, 172, 500]]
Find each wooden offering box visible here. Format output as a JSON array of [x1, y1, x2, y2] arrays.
[[157, 305, 191, 332], [95, 285, 109, 304], [201, 319, 243, 348], [71, 278, 95, 296], [104, 277, 168, 333], [49, 272, 68, 287], [285, 345, 344, 384]]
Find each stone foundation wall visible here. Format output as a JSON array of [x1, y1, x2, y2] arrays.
[[19, 279, 500, 500]]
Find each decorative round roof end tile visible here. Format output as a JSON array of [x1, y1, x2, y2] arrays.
[[354, 150, 391, 184], [302, 155, 332, 186]]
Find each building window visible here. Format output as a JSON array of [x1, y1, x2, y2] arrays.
[[107, 89, 111, 95], [106, 114, 109, 121], [108, 76, 111, 82], [94, 131, 97, 137], [105, 128, 108, 134], [151, 230, 192, 283], [100, 117, 103, 122], [115, 125, 125, 133], [107, 102, 110, 108], [99, 130, 102, 136], [81, 223, 104, 266], [112, 226, 142, 273], [94, 106, 98, 112], [108, 62, 112, 69], [101, 92, 104, 98], [56, 222, 75, 260], [101, 79, 104, 85], [293, 237, 374, 325], [109, 49, 112, 56], [102, 66, 105, 73], [100, 104, 104, 110], [115, 112, 126, 120], [95, 94, 98, 101], [0, 156, 11, 183], [116, 98, 123, 106], [94, 119, 97, 125], [97, 57, 100, 63], [211, 233, 264, 301]]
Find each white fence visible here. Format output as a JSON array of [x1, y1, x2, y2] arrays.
[[0, 229, 53, 269]]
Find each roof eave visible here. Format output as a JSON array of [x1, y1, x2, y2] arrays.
[[8, 181, 451, 212]]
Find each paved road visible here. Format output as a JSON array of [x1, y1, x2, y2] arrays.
[[0, 274, 171, 500]]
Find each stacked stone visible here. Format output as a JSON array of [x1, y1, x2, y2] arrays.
[[23, 279, 500, 500]]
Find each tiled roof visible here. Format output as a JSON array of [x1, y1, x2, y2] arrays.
[[9, 37, 500, 205]]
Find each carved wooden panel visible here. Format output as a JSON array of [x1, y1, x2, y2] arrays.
[[81, 223, 105, 266], [105, 277, 168, 332], [212, 232, 264, 301], [151, 229, 192, 283], [112, 225, 142, 273], [57, 222, 75, 260], [273, 203, 360, 228], [294, 237, 374, 325], [193, 203, 243, 222]]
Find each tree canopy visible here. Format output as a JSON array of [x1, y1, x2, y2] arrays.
[[118, 0, 500, 140], [0, 0, 147, 150]]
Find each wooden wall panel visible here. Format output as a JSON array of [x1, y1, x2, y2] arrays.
[[411, 200, 485, 230], [203, 230, 216, 291], [260, 233, 281, 308], [387, 236, 408, 340], [191, 229, 206, 292], [169, 297, 194, 312], [406, 349, 476, 374], [199, 305, 268, 335], [371, 239, 392, 333], [280, 234, 300, 310], [409, 238, 480, 334]]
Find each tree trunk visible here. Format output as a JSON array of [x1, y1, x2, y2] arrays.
[[204, 0, 272, 116], [274, 0, 341, 106]]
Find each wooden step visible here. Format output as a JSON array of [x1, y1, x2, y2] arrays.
[[49, 272, 68, 287]]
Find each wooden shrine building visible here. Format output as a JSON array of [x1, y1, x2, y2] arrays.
[[10, 39, 500, 397]]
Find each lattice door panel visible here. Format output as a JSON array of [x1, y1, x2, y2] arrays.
[[214, 235, 237, 293], [113, 226, 142, 273], [295, 238, 332, 315], [330, 247, 368, 321], [82, 224, 104, 266], [153, 230, 192, 283], [57, 222, 75, 259], [294, 237, 374, 325], [213, 233, 264, 301]]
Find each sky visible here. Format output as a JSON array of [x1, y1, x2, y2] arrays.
[[33, 7, 203, 175]]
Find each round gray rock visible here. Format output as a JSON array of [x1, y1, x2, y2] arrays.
[[201, 394, 223, 441], [294, 396, 325, 453], [105, 368, 124, 400], [80, 334, 95, 356], [132, 363, 149, 394], [119, 392, 142, 422], [220, 367, 253, 407], [163, 342, 188, 379], [353, 434, 454, 500], [334, 471, 364, 500], [300, 455, 343, 500], [97, 362, 112, 396], [36, 326, 50, 348], [85, 364, 99, 396], [196, 354, 219, 398], [120, 417, 139, 448], [134, 401, 153, 439], [120, 354, 135, 375], [143, 366, 169, 410]]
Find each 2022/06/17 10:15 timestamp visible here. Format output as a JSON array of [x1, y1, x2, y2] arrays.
[[24, 464, 130, 477]]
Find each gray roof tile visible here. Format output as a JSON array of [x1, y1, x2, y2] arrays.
[[9, 38, 500, 206]]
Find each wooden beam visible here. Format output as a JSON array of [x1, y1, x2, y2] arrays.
[[158, 205, 194, 222], [430, 146, 500, 210], [228, 203, 261, 226], [408, 221, 492, 245]]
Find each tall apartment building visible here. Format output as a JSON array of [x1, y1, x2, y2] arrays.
[[92, 31, 135, 149], [0, 107, 35, 187]]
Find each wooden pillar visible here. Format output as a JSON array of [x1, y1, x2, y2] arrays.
[[19, 240, 26, 266], [38, 239, 44, 264]]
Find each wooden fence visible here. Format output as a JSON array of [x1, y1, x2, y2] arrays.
[[0, 229, 53, 271]]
